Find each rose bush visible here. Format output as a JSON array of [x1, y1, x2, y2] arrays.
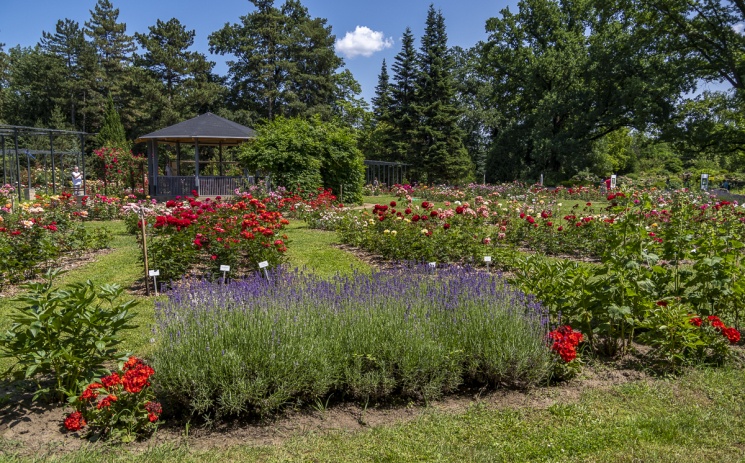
[[128, 192, 290, 281]]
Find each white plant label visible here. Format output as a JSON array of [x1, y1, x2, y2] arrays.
[[220, 265, 230, 272], [259, 261, 269, 269], [428, 262, 436, 268], [484, 256, 492, 263], [148, 270, 160, 277]]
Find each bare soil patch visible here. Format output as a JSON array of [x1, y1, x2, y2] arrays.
[[0, 362, 650, 457], [0, 247, 116, 299]]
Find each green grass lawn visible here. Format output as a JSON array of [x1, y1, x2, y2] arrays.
[[284, 220, 370, 278]]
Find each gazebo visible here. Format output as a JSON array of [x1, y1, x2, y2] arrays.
[[136, 113, 257, 198]]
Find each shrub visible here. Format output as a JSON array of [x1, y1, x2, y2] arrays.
[[153, 265, 553, 418], [0, 269, 138, 402]]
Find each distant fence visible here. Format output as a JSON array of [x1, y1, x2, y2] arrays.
[[364, 160, 408, 186], [156, 176, 252, 197]]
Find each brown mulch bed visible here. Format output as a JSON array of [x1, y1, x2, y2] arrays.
[[0, 247, 116, 299], [0, 360, 650, 457]]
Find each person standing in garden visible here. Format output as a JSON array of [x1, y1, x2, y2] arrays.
[[72, 166, 83, 196]]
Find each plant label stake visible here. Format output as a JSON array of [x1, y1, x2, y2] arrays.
[[259, 261, 269, 280], [140, 207, 150, 296], [428, 262, 436, 273], [148, 269, 160, 296], [220, 265, 230, 283], [484, 255, 492, 271]]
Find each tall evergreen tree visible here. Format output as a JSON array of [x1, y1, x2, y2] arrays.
[[372, 59, 392, 121], [134, 18, 225, 134], [0, 43, 8, 123], [209, 0, 343, 121], [411, 6, 473, 184], [365, 59, 396, 161], [98, 94, 127, 149], [84, 0, 138, 134], [1, 46, 66, 127], [389, 28, 419, 167], [39, 19, 91, 129]]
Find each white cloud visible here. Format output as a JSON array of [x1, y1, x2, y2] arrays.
[[335, 26, 394, 58], [733, 22, 745, 34]]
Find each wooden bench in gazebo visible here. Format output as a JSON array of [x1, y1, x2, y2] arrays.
[[136, 113, 257, 198]]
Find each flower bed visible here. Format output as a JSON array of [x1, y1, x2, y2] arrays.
[[333, 188, 744, 363], [126, 192, 290, 281], [153, 265, 554, 418], [0, 194, 111, 286]]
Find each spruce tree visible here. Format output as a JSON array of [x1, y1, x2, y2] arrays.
[[367, 59, 396, 161], [411, 6, 472, 184], [372, 59, 392, 122], [84, 0, 137, 134], [389, 28, 419, 169]]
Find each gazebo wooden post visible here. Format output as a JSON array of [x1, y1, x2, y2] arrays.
[[50, 133, 56, 194], [152, 141, 159, 196], [176, 142, 181, 176], [147, 140, 155, 197], [194, 139, 200, 194], [2, 135, 6, 185], [219, 142, 224, 176]]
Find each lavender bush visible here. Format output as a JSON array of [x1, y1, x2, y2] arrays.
[[153, 264, 553, 418]]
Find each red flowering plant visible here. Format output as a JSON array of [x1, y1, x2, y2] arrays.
[[93, 147, 147, 195], [547, 325, 584, 380], [64, 356, 162, 442], [143, 192, 290, 281], [639, 300, 740, 369]]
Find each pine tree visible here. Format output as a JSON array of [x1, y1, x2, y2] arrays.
[[134, 18, 225, 134], [84, 0, 137, 134], [411, 6, 472, 184], [389, 28, 419, 168], [40, 19, 89, 129], [209, 0, 342, 121]]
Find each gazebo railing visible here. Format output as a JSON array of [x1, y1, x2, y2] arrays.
[[156, 176, 251, 197]]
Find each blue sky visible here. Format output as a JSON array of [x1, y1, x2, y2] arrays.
[[0, 0, 518, 104]]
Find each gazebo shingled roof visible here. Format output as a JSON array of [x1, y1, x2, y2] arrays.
[[136, 112, 256, 146]]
